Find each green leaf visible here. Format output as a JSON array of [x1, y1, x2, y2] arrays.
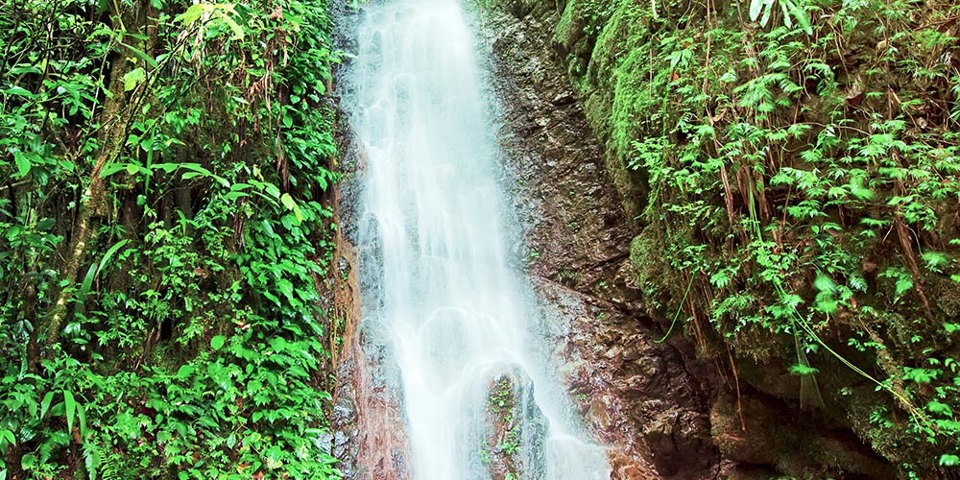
[[76, 403, 87, 437], [790, 363, 819, 376], [783, 0, 813, 35], [177, 364, 195, 380], [922, 251, 950, 272], [903, 367, 939, 383], [280, 193, 304, 223], [848, 175, 874, 200], [80, 263, 98, 296], [98, 239, 131, 277], [3, 86, 33, 98], [84, 440, 100, 480], [280, 193, 297, 211], [13, 152, 31, 178], [815, 292, 838, 315], [779, 0, 793, 28], [64, 390, 76, 432], [760, 0, 774, 26], [123, 67, 145, 91], [119, 42, 158, 68], [99, 162, 129, 178], [176, 3, 207, 25], [928, 400, 954, 416], [219, 14, 245, 40], [749, 0, 765, 22], [813, 274, 835, 293], [0, 429, 15, 447], [895, 275, 914, 297], [21, 453, 37, 470], [40, 391, 55, 419], [210, 335, 226, 351], [940, 454, 960, 467]]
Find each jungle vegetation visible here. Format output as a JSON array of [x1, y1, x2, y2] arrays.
[[0, 0, 342, 478], [544, 0, 960, 476]]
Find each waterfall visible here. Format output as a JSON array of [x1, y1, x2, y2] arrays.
[[342, 0, 611, 477]]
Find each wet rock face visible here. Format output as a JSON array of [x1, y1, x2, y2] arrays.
[[478, 5, 720, 480], [710, 393, 896, 479], [328, 234, 412, 480], [482, 374, 549, 480]]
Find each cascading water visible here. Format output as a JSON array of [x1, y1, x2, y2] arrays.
[[342, 0, 611, 477]]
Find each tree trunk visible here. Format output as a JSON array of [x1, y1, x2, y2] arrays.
[[44, 9, 137, 346]]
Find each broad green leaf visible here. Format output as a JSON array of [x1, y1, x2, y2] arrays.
[[223, 191, 248, 201], [149, 163, 180, 173], [922, 251, 949, 272], [119, 42, 158, 68], [760, 0, 775, 26], [123, 67, 145, 91], [280, 193, 297, 210], [280, 193, 304, 223], [40, 392, 55, 419], [848, 175, 874, 200], [264, 182, 281, 198], [80, 263, 98, 296], [76, 403, 87, 437], [903, 367, 938, 383], [749, 0, 764, 21], [928, 400, 954, 416], [3, 86, 33, 98], [98, 239, 131, 277], [941, 454, 960, 466], [210, 335, 226, 351], [177, 364, 195, 380], [64, 390, 76, 432], [84, 438, 100, 480], [9, 65, 41, 75], [177, 3, 207, 25], [0, 429, 15, 447], [13, 152, 31, 178], [779, 0, 793, 28], [219, 14, 245, 40], [100, 162, 129, 178]]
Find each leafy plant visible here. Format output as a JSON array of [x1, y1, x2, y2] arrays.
[[0, 0, 343, 477]]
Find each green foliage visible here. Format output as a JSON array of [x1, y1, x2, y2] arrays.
[[0, 0, 342, 478], [551, 0, 960, 475]]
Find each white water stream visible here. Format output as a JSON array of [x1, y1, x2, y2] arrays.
[[344, 0, 611, 477]]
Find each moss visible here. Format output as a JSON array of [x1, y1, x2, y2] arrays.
[[488, 0, 960, 474], [630, 228, 676, 316]]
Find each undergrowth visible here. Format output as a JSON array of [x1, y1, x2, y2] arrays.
[[0, 0, 342, 478], [549, 0, 960, 476]]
